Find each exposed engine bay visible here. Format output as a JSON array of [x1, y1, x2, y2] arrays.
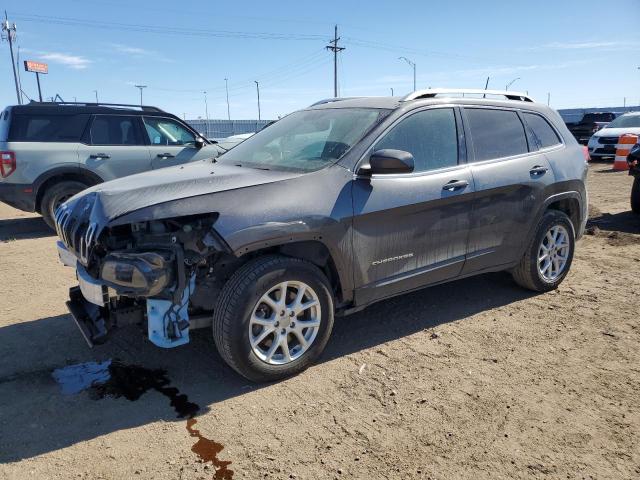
[[58, 212, 242, 348]]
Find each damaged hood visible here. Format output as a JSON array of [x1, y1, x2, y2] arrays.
[[63, 159, 304, 224]]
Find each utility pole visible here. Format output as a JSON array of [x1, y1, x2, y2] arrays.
[[16, 45, 23, 104], [203, 91, 210, 139], [254, 80, 261, 121], [547, 92, 551, 106], [93, 90, 99, 103], [483, 76, 490, 98], [134, 84, 146, 106], [326, 25, 345, 98], [2, 11, 21, 104], [399, 57, 416, 92], [224, 78, 230, 121]]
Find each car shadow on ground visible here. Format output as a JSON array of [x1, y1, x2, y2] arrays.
[[588, 211, 640, 235], [0, 271, 535, 463], [0, 216, 53, 241]]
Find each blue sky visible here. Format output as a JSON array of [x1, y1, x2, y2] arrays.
[[2, 0, 639, 120]]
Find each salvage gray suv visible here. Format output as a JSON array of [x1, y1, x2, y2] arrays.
[[55, 89, 588, 382]]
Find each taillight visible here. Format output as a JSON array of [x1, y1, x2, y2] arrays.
[[0, 151, 16, 178], [582, 145, 590, 162]]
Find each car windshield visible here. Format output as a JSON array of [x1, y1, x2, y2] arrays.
[[606, 115, 640, 129], [217, 108, 388, 172]]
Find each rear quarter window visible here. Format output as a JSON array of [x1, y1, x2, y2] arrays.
[[8, 114, 90, 142], [465, 108, 529, 162], [523, 112, 561, 149]]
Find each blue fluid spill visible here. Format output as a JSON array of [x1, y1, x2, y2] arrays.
[[52, 359, 112, 394]]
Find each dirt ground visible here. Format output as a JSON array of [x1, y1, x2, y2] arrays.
[[0, 162, 638, 480]]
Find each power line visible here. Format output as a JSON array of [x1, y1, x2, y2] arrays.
[[12, 12, 327, 41]]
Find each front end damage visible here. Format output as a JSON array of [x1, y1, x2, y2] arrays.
[[55, 195, 235, 348]]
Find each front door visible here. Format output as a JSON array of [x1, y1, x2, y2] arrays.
[[78, 114, 151, 181], [351, 107, 475, 306], [142, 116, 218, 170]]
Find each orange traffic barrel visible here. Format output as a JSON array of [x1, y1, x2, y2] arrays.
[[614, 134, 638, 171]]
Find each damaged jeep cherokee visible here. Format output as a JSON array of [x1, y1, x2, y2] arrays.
[[55, 89, 588, 382]]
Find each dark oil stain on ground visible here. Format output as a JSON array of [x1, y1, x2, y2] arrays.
[[187, 418, 234, 480], [55, 360, 233, 479]]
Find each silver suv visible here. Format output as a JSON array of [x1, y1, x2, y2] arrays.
[[0, 102, 221, 228]]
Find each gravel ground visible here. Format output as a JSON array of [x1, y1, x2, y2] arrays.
[[0, 162, 638, 480]]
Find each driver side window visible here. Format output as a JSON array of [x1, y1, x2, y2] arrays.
[[374, 108, 458, 172], [143, 117, 195, 146]]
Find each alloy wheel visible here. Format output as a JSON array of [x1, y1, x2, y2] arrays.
[[249, 281, 321, 365]]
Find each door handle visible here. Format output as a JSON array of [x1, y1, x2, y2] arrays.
[[530, 165, 548, 176], [442, 179, 469, 191], [157, 153, 175, 159], [89, 153, 110, 159]]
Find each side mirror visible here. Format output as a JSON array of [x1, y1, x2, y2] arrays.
[[359, 149, 414, 175], [194, 137, 206, 149]]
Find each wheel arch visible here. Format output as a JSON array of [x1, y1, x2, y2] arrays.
[[235, 239, 351, 306], [543, 192, 582, 237], [34, 167, 103, 212]]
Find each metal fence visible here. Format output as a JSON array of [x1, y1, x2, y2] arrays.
[[186, 119, 273, 139]]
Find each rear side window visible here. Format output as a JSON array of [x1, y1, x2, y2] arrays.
[[90, 115, 143, 145], [8, 114, 89, 142], [465, 108, 528, 162], [523, 113, 561, 149], [374, 108, 458, 172]]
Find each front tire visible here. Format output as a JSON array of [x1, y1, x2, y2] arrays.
[[212, 255, 334, 382], [512, 210, 575, 292], [631, 177, 640, 214], [40, 180, 89, 229]]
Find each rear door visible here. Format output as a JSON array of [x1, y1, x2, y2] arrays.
[[142, 116, 218, 169], [351, 107, 475, 305], [77, 114, 151, 181], [461, 107, 556, 274]]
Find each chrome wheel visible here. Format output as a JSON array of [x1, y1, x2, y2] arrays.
[[249, 281, 321, 365], [537, 225, 570, 282]]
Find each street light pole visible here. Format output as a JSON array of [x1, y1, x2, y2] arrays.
[[254, 81, 261, 121], [399, 56, 416, 92], [224, 78, 230, 121], [390, 87, 394, 96], [134, 84, 147, 106], [93, 90, 98, 103], [505, 77, 521, 90], [203, 91, 210, 139]]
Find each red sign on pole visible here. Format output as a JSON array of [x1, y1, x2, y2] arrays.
[[24, 60, 48, 74]]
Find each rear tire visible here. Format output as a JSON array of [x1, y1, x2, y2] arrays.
[[511, 210, 575, 292], [212, 255, 334, 382], [631, 177, 640, 215], [40, 180, 88, 230]]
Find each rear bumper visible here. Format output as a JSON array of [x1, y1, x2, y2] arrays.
[[0, 182, 37, 212]]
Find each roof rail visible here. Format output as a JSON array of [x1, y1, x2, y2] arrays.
[[402, 88, 535, 103], [309, 97, 362, 107], [26, 100, 164, 112]]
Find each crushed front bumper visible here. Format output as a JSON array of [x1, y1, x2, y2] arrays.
[[66, 286, 110, 347]]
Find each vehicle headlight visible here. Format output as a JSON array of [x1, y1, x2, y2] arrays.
[[100, 251, 174, 297]]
